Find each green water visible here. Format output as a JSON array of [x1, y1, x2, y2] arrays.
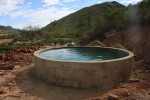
[[40, 47, 129, 61]]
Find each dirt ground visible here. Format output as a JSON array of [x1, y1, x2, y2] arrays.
[[0, 46, 150, 100]]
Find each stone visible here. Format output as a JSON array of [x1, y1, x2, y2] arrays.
[[148, 91, 150, 95], [14, 65, 20, 69], [146, 70, 150, 73], [88, 40, 106, 47], [91, 98, 101, 100], [7, 82, 13, 86], [0, 65, 14, 70], [112, 43, 126, 49], [108, 94, 119, 100], [128, 79, 140, 83], [26, 94, 30, 96], [0, 70, 5, 75], [6, 81, 15, 87], [0, 90, 4, 94], [0, 86, 7, 94]]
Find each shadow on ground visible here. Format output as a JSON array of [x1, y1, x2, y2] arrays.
[[17, 66, 112, 100]]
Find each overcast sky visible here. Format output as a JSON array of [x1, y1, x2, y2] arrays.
[[0, 0, 142, 29]]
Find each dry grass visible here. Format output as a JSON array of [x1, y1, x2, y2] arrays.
[[0, 34, 8, 36], [0, 39, 13, 44]]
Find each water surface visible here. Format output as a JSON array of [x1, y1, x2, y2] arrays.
[[40, 47, 128, 61]]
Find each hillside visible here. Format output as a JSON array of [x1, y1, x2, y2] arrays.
[[42, 0, 150, 43], [0, 25, 19, 34], [42, 1, 125, 37], [0, 25, 14, 30], [103, 0, 150, 68]]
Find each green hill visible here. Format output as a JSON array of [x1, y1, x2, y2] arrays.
[[42, 1, 125, 39], [42, 0, 150, 44]]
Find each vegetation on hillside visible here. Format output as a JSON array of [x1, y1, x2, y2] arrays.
[[0, 26, 45, 53], [0, 0, 150, 52], [42, 1, 125, 43], [42, 0, 150, 44]]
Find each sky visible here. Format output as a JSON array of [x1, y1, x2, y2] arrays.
[[0, 0, 142, 29]]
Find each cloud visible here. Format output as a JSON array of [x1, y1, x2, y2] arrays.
[[63, 0, 75, 2], [10, 9, 33, 19], [97, 0, 142, 5], [6, 0, 75, 29], [11, 6, 74, 28], [1, 0, 143, 29], [0, 0, 24, 15], [42, 0, 61, 6], [25, 7, 74, 27], [120, 0, 142, 5]]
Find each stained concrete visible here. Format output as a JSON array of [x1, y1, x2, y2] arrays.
[[34, 47, 134, 88]]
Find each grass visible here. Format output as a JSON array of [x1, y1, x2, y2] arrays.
[[15, 39, 44, 45], [0, 39, 13, 44]]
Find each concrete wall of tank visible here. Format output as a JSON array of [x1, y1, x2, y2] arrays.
[[34, 47, 134, 88]]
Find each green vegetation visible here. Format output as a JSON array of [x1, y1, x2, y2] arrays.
[[15, 26, 44, 41], [42, 0, 150, 44], [0, 26, 45, 53], [138, 0, 150, 25], [42, 1, 125, 43], [1, 0, 150, 53]]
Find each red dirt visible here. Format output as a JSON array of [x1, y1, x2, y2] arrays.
[[0, 44, 150, 99]]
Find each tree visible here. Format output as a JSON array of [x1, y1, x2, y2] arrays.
[[19, 25, 43, 41]]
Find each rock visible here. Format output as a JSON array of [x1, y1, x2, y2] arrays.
[[88, 40, 106, 47], [91, 98, 101, 100], [0, 86, 8, 94], [26, 94, 30, 96], [14, 65, 20, 69], [0, 66, 14, 70], [6, 81, 16, 87], [148, 91, 150, 95], [108, 94, 119, 100], [128, 79, 140, 83], [0, 89, 4, 94], [0, 70, 5, 75], [105, 30, 117, 37], [112, 43, 126, 49], [19, 91, 24, 93], [120, 91, 130, 97], [146, 70, 150, 73], [7, 82, 13, 86], [0, 65, 14, 70], [131, 93, 150, 100], [5, 95, 21, 98]]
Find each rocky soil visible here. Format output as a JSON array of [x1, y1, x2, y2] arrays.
[[0, 42, 150, 99]]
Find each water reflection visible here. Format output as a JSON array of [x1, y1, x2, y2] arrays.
[[40, 47, 128, 61]]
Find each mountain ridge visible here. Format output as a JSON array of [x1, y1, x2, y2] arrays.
[[0, 25, 14, 30], [42, 1, 126, 37]]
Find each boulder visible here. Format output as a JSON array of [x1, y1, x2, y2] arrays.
[[108, 94, 119, 100], [88, 40, 106, 47], [112, 43, 126, 49]]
